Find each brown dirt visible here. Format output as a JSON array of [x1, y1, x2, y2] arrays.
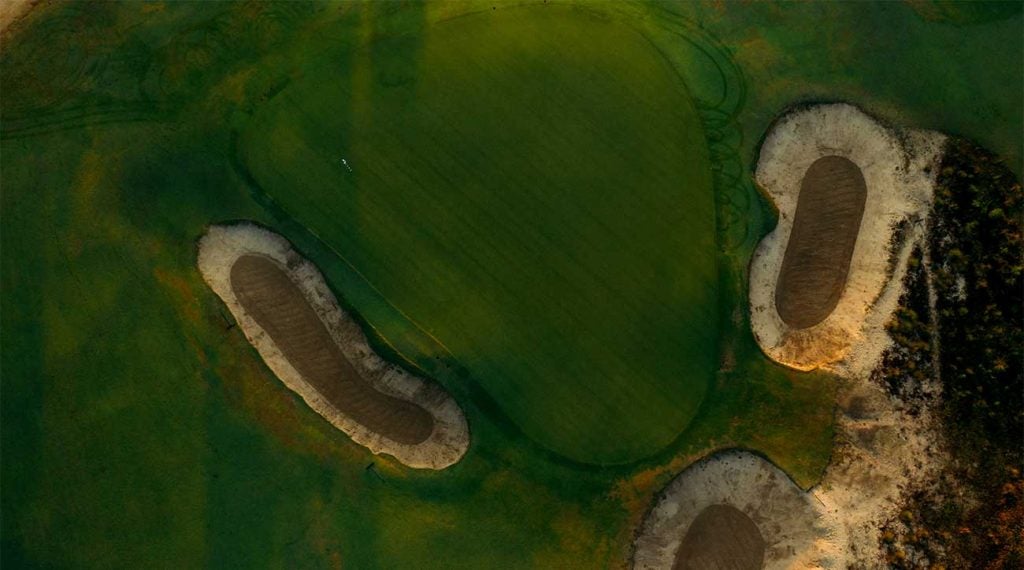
[[776, 155, 867, 329], [0, 0, 37, 36], [673, 504, 766, 570], [230, 253, 435, 445]]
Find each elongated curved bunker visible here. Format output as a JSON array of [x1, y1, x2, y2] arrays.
[[674, 504, 765, 570], [749, 103, 945, 373], [632, 450, 834, 569], [776, 156, 867, 329], [197, 223, 469, 469], [230, 255, 435, 445]]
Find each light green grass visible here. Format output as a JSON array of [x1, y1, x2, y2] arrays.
[[239, 6, 717, 464]]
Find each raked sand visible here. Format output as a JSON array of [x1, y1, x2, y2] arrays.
[[197, 223, 469, 470]]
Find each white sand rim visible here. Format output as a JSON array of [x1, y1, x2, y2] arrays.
[[749, 103, 945, 375], [197, 222, 469, 470], [632, 450, 839, 570]]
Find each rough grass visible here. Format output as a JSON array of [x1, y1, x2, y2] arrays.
[[4, 0, 1016, 568]]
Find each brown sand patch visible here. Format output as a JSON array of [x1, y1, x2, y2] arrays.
[[0, 0, 37, 37], [674, 504, 765, 570], [776, 156, 866, 329], [230, 254, 434, 445]]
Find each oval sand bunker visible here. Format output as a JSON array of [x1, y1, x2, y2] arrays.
[[776, 156, 867, 329], [198, 223, 469, 469]]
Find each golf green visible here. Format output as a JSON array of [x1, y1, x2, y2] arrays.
[[238, 6, 718, 464]]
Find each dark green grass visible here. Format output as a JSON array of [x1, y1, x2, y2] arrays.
[[2, 1, 1017, 568], [239, 6, 717, 465]]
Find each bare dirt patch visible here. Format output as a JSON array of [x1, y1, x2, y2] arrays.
[[776, 156, 867, 329], [198, 223, 469, 469]]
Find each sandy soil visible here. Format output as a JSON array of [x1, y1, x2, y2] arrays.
[[809, 367, 945, 568], [197, 223, 469, 470], [747, 103, 949, 567], [632, 396, 945, 569], [634, 103, 950, 569], [749, 103, 946, 375]]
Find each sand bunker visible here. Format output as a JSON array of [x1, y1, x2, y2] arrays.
[[632, 451, 835, 569], [634, 414, 945, 569], [197, 223, 469, 469], [749, 103, 945, 374]]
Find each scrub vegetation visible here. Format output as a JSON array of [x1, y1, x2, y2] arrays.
[[877, 140, 1023, 569]]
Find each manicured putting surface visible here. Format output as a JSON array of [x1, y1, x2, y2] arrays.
[[776, 156, 867, 329], [240, 6, 718, 464], [674, 504, 765, 570], [231, 254, 435, 445]]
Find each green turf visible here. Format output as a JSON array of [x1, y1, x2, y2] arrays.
[[238, 6, 717, 464], [2, 1, 1018, 568]]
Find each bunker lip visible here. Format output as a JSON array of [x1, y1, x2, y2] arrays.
[[197, 222, 469, 469], [749, 103, 946, 375], [632, 450, 835, 569]]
